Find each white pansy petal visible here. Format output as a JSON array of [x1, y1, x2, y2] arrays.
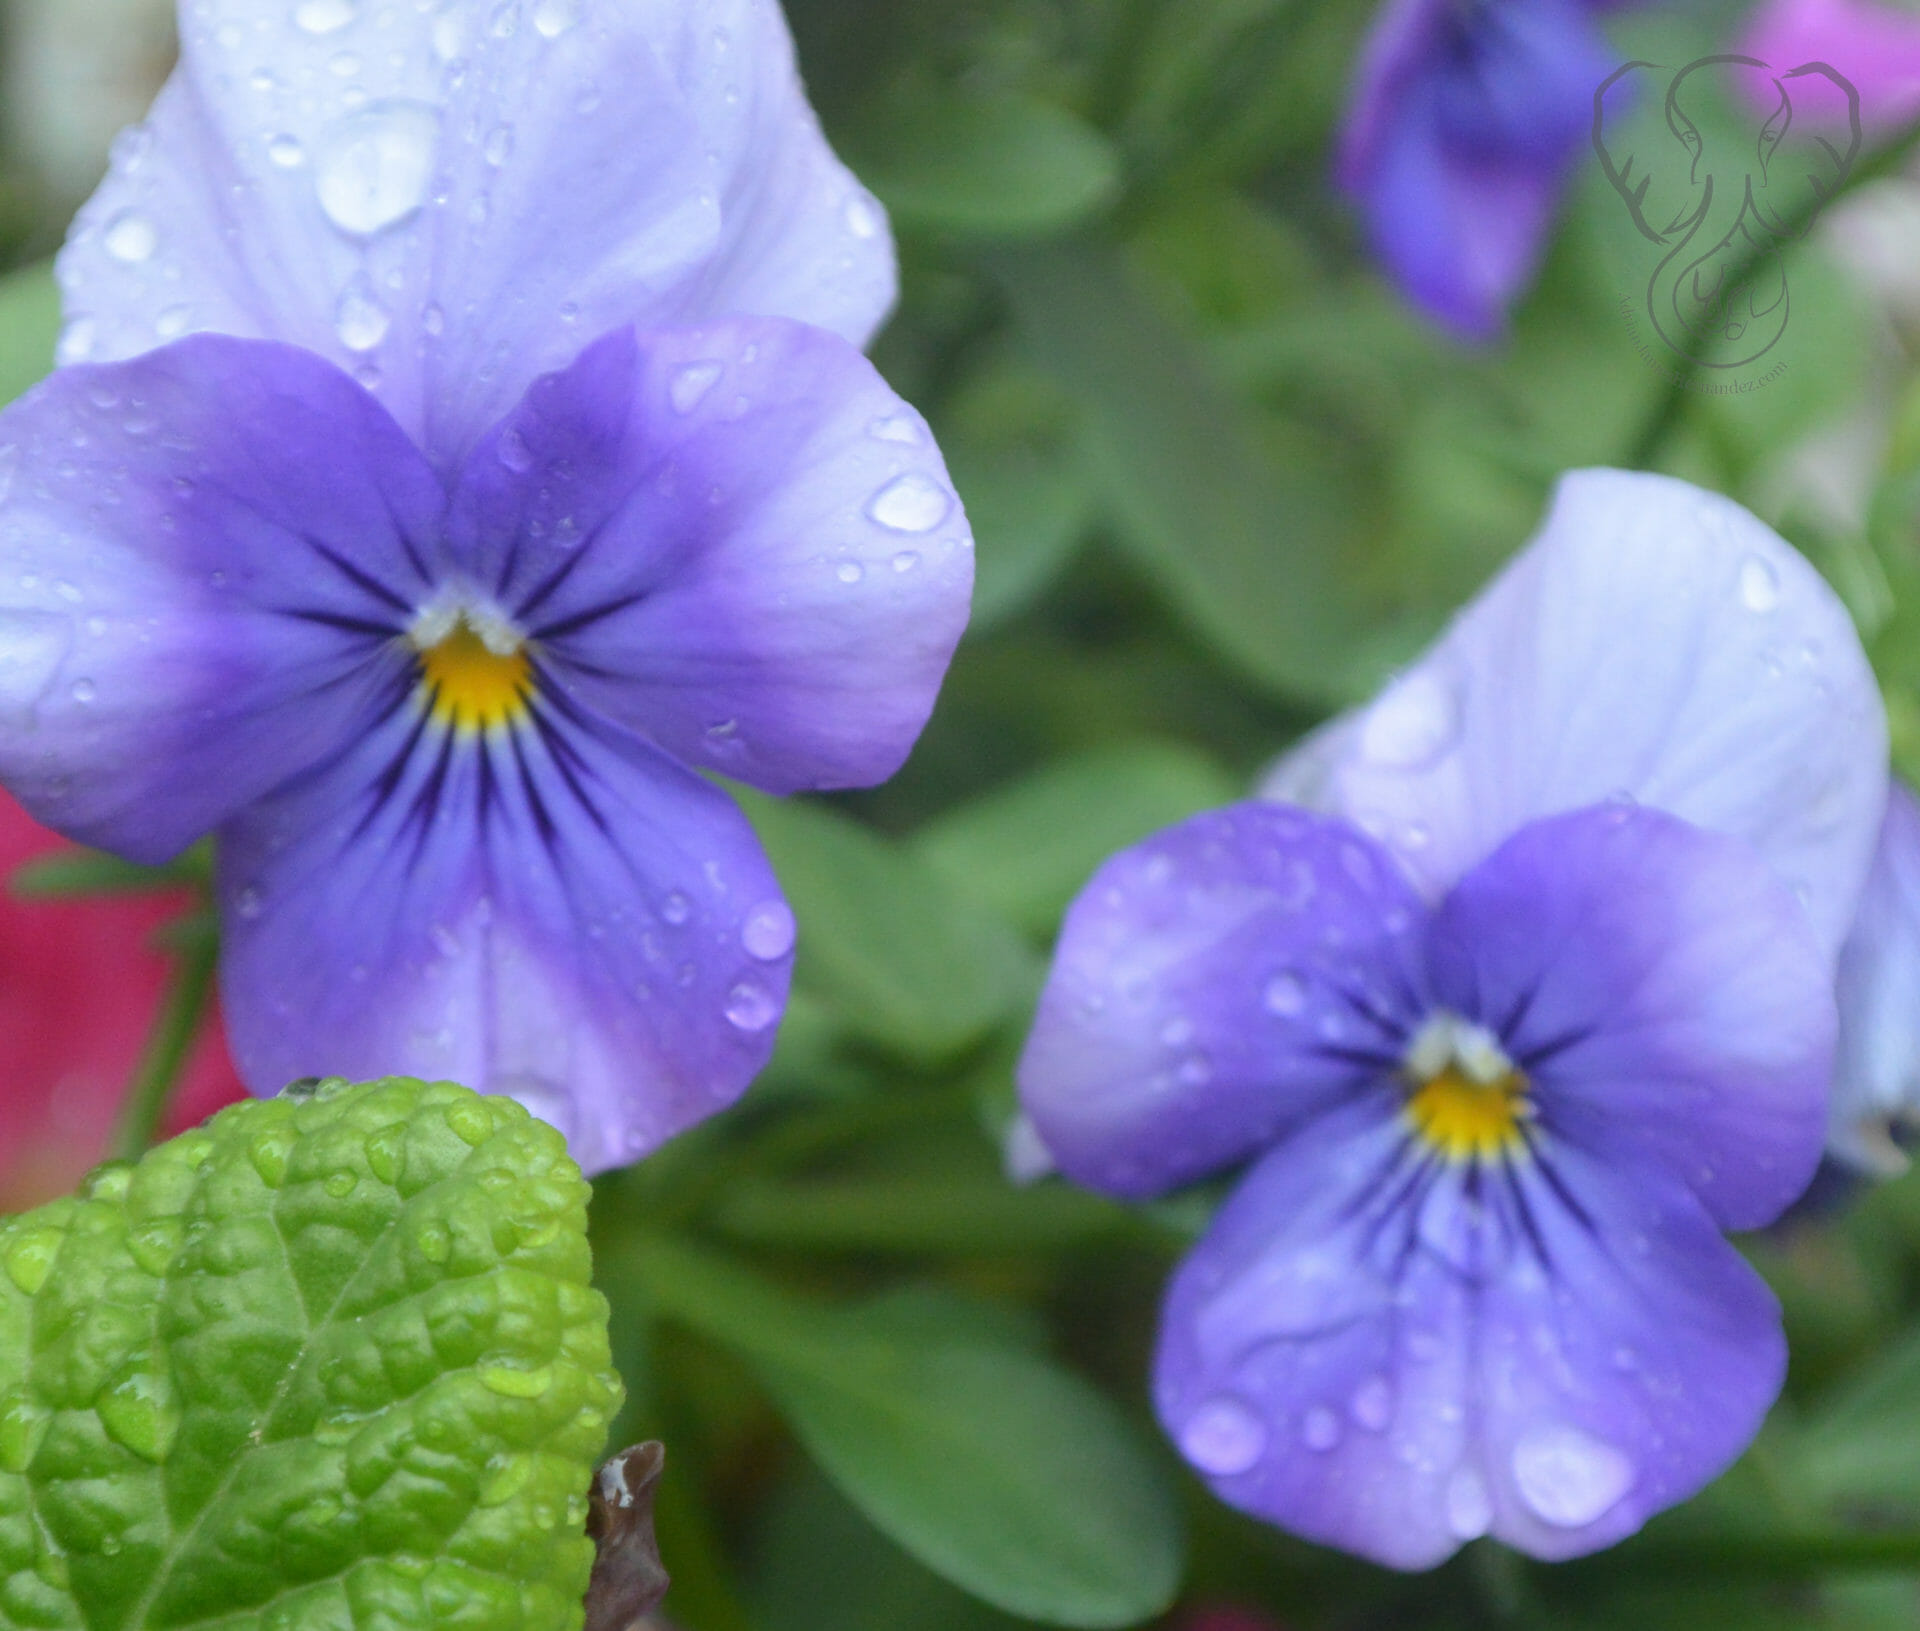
[[1322, 469, 1886, 957], [58, 0, 893, 467]]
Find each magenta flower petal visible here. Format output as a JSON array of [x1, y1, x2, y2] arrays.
[[0, 336, 441, 861], [448, 319, 973, 795]]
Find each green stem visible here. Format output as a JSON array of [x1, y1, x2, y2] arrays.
[[109, 918, 219, 1164], [1624, 113, 1920, 473]]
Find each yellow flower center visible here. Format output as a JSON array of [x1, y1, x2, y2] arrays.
[[417, 617, 533, 734], [1402, 1014, 1530, 1164]]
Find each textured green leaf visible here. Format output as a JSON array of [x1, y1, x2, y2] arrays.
[[734, 792, 1034, 1064], [851, 88, 1120, 240], [915, 740, 1239, 935], [635, 1237, 1182, 1629], [0, 262, 59, 411], [0, 1077, 623, 1631]]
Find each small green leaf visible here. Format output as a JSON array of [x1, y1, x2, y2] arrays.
[[851, 87, 1121, 240], [736, 792, 1034, 1064], [0, 261, 59, 410], [915, 740, 1239, 935], [634, 1236, 1182, 1629], [11, 844, 211, 901], [0, 1077, 624, 1631]]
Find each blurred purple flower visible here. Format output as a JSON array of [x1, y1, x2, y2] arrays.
[[0, 0, 973, 1174], [1742, 0, 1920, 132], [1020, 471, 1889, 1566], [1337, 0, 1618, 338]]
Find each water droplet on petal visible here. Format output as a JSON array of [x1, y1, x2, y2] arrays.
[[314, 101, 440, 237], [844, 194, 883, 239], [1302, 1406, 1341, 1452], [867, 473, 950, 533], [1159, 1016, 1194, 1047], [742, 901, 796, 960], [1350, 1375, 1392, 1432], [835, 561, 864, 585], [1360, 669, 1459, 769], [1263, 971, 1307, 1016], [155, 305, 191, 341], [531, 0, 579, 36], [69, 678, 95, 704], [670, 361, 723, 413], [1446, 1465, 1492, 1540], [725, 979, 779, 1032], [103, 211, 157, 264], [483, 124, 514, 167], [267, 133, 306, 169], [497, 427, 535, 472], [1511, 1423, 1634, 1527], [235, 886, 264, 919], [1179, 1395, 1267, 1476], [660, 891, 691, 926], [334, 278, 390, 352], [891, 551, 919, 573], [1739, 554, 1781, 613], [422, 302, 446, 336], [869, 413, 920, 445], [294, 0, 358, 34]]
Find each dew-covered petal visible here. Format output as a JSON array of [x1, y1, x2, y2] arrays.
[[216, 706, 793, 1175], [1156, 1102, 1785, 1568], [58, 0, 893, 469], [447, 319, 972, 795], [1322, 470, 1886, 959], [1016, 802, 1428, 1200], [0, 335, 440, 861], [1830, 782, 1920, 1173], [1429, 805, 1833, 1229]]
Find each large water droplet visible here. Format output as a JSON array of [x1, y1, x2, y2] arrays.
[[1301, 1405, 1341, 1452], [867, 472, 951, 533], [334, 278, 390, 351], [103, 211, 157, 265], [314, 101, 439, 237], [267, 133, 306, 169], [670, 361, 723, 414], [1179, 1395, 1267, 1476], [742, 901, 796, 961], [1445, 1465, 1492, 1540], [1350, 1375, 1392, 1432], [1359, 669, 1459, 769], [294, 0, 358, 33], [725, 979, 779, 1032], [96, 1362, 180, 1463], [1263, 971, 1307, 1016], [532, 0, 580, 37], [1511, 1423, 1634, 1527], [1738, 554, 1781, 613]]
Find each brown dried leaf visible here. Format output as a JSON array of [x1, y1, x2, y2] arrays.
[[585, 1441, 670, 1631]]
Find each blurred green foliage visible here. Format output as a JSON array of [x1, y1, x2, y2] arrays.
[[8, 0, 1920, 1627]]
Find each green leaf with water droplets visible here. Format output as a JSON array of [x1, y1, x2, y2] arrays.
[[0, 1076, 623, 1631]]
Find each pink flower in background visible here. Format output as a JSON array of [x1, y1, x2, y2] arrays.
[[1742, 0, 1920, 129], [0, 790, 243, 1211]]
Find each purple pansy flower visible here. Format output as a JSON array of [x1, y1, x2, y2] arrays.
[[1337, 0, 1620, 338], [0, 0, 973, 1174], [1019, 470, 1888, 1566]]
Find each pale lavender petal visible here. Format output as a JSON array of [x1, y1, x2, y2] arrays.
[[1016, 803, 1427, 1200], [218, 705, 793, 1175], [1831, 782, 1920, 1172], [58, 0, 892, 468], [448, 319, 971, 795], [0, 336, 440, 861], [1156, 1103, 1784, 1568], [1321, 470, 1887, 959], [1431, 805, 1833, 1229]]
